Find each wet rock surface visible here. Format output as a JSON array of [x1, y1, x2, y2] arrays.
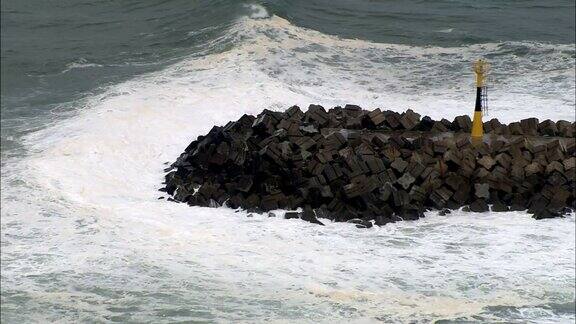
[[161, 105, 576, 227]]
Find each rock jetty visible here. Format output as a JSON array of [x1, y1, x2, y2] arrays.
[[161, 105, 575, 227]]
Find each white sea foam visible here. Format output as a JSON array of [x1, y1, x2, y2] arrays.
[[61, 58, 103, 73], [245, 3, 270, 19], [1, 13, 575, 323]]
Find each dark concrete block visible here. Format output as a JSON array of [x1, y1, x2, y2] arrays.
[[391, 158, 408, 173], [237, 175, 254, 192], [384, 111, 401, 129], [418, 116, 434, 131], [525, 162, 542, 177], [453, 115, 472, 132], [431, 121, 449, 133], [286, 105, 304, 120], [508, 122, 523, 135], [252, 113, 276, 135], [469, 199, 489, 212], [364, 156, 386, 174], [452, 183, 471, 204], [301, 206, 325, 225], [538, 119, 558, 136], [367, 108, 387, 126], [477, 155, 496, 170], [399, 109, 421, 130], [520, 118, 539, 136], [430, 186, 453, 207], [397, 172, 416, 190], [284, 211, 301, 219], [439, 208, 451, 216], [474, 183, 490, 199], [563, 157, 575, 170], [344, 104, 362, 116], [491, 201, 509, 212], [393, 189, 410, 207], [556, 120, 574, 138], [495, 153, 512, 169], [406, 161, 426, 178], [484, 118, 503, 134]]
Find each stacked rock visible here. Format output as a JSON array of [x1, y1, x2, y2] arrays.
[[161, 105, 576, 227]]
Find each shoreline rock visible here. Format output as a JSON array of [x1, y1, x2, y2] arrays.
[[161, 105, 576, 226]]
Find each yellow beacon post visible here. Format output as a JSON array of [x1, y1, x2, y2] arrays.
[[472, 59, 488, 144]]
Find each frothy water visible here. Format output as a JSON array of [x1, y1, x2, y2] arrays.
[[1, 10, 575, 323], [245, 3, 271, 19]]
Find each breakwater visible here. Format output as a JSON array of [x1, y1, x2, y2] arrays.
[[161, 105, 575, 227]]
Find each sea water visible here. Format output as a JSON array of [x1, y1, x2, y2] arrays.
[[1, 1, 575, 322]]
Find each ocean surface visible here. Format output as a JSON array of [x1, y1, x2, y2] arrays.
[[1, 0, 575, 322]]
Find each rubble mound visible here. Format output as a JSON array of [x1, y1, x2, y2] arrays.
[[161, 105, 576, 227]]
